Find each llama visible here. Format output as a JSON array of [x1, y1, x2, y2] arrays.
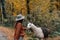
[[27, 23, 50, 40]]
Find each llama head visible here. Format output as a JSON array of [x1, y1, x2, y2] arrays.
[[27, 23, 33, 29]]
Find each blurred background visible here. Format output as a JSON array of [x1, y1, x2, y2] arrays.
[[0, 0, 60, 40]]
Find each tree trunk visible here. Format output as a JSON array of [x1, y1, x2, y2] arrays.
[[26, 0, 30, 14], [1, 0, 6, 18]]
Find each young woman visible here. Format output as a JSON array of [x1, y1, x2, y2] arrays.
[[14, 14, 25, 40]]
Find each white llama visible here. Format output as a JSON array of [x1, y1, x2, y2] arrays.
[[27, 23, 50, 40]]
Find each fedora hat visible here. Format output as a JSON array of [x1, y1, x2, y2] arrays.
[[16, 14, 25, 21]]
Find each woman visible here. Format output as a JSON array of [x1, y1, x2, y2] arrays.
[[14, 14, 25, 40]]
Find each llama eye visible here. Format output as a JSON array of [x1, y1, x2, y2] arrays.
[[29, 25, 31, 26]]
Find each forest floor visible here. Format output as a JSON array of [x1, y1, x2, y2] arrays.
[[0, 26, 60, 40], [0, 26, 14, 40], [0, 31, 8, 40], [0, 26, 28, 40]]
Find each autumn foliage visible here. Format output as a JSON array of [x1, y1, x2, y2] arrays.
[[0, 0, 60, 32]]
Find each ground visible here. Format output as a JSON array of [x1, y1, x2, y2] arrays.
[[0, 26, 60, 40], [0, 26, 14, 40], [0, 31, 8, 40], [0, 26, 28, 40]]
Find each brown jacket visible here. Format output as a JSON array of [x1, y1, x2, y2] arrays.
[[14, 22, 25, 40]]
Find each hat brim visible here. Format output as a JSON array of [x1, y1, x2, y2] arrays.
[[16, 16, 24, 21]]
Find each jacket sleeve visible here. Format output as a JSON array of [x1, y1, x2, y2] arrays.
[[14, 23, 22, 40]]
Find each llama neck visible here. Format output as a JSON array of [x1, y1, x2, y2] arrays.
[[31, 25, 37, 31]]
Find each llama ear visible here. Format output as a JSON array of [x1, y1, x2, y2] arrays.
[[27, 22, 30, 24]]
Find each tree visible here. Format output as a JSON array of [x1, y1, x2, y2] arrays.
[[26, 0, 30, 14], [1, 0, 6, 18]]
